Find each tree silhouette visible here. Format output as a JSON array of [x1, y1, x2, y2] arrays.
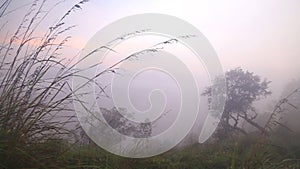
[[203, 68, 271, 138], [101, 107, 152, 138]]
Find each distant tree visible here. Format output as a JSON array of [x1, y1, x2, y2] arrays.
[[75, 108, 153, 145], [203, 68, 271, 138], [101, 107, 152, 138]]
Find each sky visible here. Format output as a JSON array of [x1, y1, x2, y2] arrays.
[[1, 0, 300, 96]]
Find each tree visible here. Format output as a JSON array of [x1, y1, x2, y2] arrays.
[[101, 107, 152, 138], [203, 68, 271, 138]]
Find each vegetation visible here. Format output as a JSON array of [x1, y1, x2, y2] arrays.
[[0, 0, 299, 168], [1, 131, 299, 168], [203, 68, 272, 138]]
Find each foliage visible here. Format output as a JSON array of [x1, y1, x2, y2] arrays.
[[1, 131, 299, 168], [101, 107, 152, 138], [203, 68, 271, 138]]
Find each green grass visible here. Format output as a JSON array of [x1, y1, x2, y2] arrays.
[[1, 132, 299, 169]]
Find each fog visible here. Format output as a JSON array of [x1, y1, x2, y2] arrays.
[[1, 0, 300, 144]]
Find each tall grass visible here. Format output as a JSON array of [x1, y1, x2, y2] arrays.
[[0, 0, 94, 168], [0, 1, 179, 168]]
